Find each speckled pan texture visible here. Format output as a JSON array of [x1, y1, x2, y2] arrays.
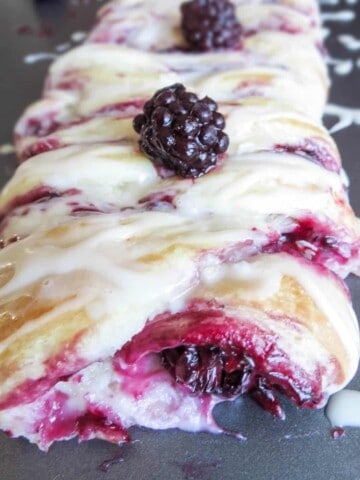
[[0, 1, 360, 479]]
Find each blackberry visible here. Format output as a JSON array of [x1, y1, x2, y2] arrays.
[[161, 345, 255, 397], [181, 0, 242, 51], [133, 84, 229, 178]]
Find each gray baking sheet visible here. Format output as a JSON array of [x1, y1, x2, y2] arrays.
[[0, 1, 360, 479]]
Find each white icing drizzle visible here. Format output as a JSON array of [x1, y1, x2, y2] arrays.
[[321, 27, 331, 40], [55, 42, 72, 53], [71, 31, 87, 43], [325, 104, 360, 134], [283, 431, 320, 440], [1, 146, 353, 242], [321, 10, 356, 22], [327, 56, 354, 76], [0, 144, 14, 155], [326, 389, 360, 427], [23, 24, 88, 66], [23, 52, 58, 65], [338, 34, 360, 51], [321, 0, 358, 5], [320, 1, 359, 80]]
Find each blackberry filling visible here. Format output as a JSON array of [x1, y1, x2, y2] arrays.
[[263, 217, 354, 267], [181, 0, 242, 51], [161, 345, 284, 417], [274, 142, 340, 173], [133, 83, 229, 178]]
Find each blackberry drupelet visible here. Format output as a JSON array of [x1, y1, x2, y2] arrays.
[[133, 83, 229, 178], [161, 345, 255, 397], [161, 344, 285, 417], [181, 0, 242, 51]]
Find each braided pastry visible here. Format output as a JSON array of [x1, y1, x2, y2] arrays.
[[0, 0, 359, 451]]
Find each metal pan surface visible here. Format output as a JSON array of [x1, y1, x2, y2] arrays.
[[0, 1, 359, 479]]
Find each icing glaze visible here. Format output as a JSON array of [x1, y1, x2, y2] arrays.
[[325, 104, 360, 134], [327, 56, 354, 76], [0, 0, 359, 451], [321, 11, 356, 22], [24, 52, 58, 65], [326, 389, 360, 427], [0, 144, 14, 155], [338, 34, 360, 51]]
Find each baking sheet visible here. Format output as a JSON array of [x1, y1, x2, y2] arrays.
[[0, 1, 360, 479]]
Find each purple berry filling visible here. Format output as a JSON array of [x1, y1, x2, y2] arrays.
[[161, 344, 284, 417], [23, 116, 60, 138], [264, 216, 357, 269], [21, 138, 60, 161], [122, 303, 329, 419], [18, 100, 146, 160], [274, 140, 340, 173]]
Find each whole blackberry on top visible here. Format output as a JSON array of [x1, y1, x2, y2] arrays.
[[181, 0, 242, 51], [133, 84, 229, 178]]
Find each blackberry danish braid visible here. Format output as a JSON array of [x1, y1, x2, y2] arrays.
[[0, 0, 359, 451]]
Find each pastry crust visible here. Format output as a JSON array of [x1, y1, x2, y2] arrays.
[[0, 0, 359, 449], [5, 3, 358, 276], [0, 214, 358, 409]]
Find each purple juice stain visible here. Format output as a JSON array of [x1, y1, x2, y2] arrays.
[[98, 440, 138, 473], [38, 24, 54, 38], [15, 24, 54, 38], [331, 427, 345, 440], [98, 451, 124, 473], [16, 25, 33, 35], [175, 460, 220, 480]]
